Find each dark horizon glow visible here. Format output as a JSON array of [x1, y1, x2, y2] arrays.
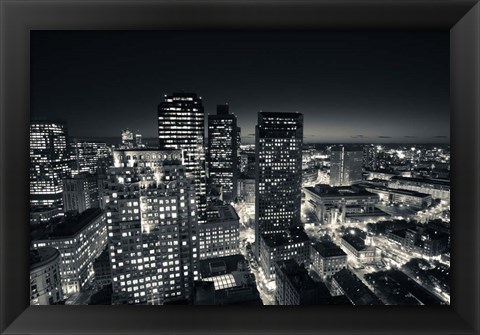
[[31, 31, 450, 144]]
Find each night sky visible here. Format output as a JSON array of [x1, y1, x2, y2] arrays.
[[31, 31, 449, 144]]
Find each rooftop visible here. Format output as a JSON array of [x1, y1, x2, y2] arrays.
[[304, 184, 378, 199], [40, 208, 103, 239], [261, 227, 310, 248], [389, 176, 450, 187], [30, 247, 60, 270], [332, 269, 383, 305], [205, 204, 239, 224], [341, 234, 367, 251], [312, 241, 347, 258]]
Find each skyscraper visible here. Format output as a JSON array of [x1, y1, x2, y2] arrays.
[[207, 104, 238, 202], [103, 149, 199, 305], [158, 93, 207, 223], [330, 146, 363, 186], [70, 140, 111, 175], [254, 112, 303, 258], [30, 120, 71, 210], [63, 172, 99, 214]]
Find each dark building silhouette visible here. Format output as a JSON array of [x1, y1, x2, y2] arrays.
[[254, 112, 303, 257], [207, 104, 239, 202], [275, 259, 331, 305]]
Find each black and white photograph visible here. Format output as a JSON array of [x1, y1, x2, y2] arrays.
[[29, 31, 451, 306]]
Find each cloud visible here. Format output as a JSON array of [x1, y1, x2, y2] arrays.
[[404, 136, 417, 138], [350, 134, 368, 139], [377, 136, 393, 139], [433, 135, 448, 138]]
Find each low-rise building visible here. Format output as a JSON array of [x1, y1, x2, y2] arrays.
[[331, 268, 383, 305], [30, 247, 63, 305], [340, 234, 381, 264], [199, 205, 240, 259], [311, 241, 347, 280], [32, 208, 107, 294], [388, 176, 450, 202], [275, 259, 331, 305], [363, 185, 432, 208], [303, 184, 380, 224], [259, 227, 311, 279]]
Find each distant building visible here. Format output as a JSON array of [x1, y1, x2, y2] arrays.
[[255, 112, 303, 258], [30, 247, 63, 305], [70, 140, 111, 175], [30, 120, 70, 211], [388, 176, 450, 202], [32, 208, 107, 294], [331, 269, 383, 305], [237, 178, 255, 204], [311, 241, 348, 279], [30, 206, 62, 225], [63, 172, 99, 213], [387, 226, 449, 257], [275, 259, 331, 305], [340, 234, 381, 264], [199, 204, 240, 259], [158, 92, 207, 224], [303, 184, 380, 225], [259, 227, 311, 279], [330, 145, 363, 186], [207, 104, 238, 202], [363, 145, 379, 170], [364, 185, 432, 208]]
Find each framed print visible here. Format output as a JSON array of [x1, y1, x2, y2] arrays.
[[1, 0, 479, 334]]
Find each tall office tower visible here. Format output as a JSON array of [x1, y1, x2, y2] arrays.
[[363, 144, 378, 170], [207, 104, 238, 202], [30, 120, 71, 210], [70, 140, 112, 175], [158, 93, 207, 224], [63, 172, 99, 213], [330, 145, 364, 186], [254, 112, 303, 258], [103, 149, 199, 305]]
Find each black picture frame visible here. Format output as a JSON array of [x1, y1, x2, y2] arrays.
[[1, 0, 479, 334]]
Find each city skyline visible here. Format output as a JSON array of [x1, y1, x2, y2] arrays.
[[29, 31, 450, 307], [31, 31, 449, 143]]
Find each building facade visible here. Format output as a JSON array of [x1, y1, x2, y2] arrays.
[[388, 176, 450, 202], [30, 120, 70, 211], [311, 241, 348, 279], [30, 247, 63, 305], [103, 149, 200, 305], [63, 172, 99, 213], [199, 205, 240, 259], [330, 146, 363, 186], [255, 112, 303, 257], [275, 259, 331, 305], [70, 140, 112, 175], [32, 208, 107, 295], [207, 104, 239, 202], [259, 227, 311, 279], [158, 93, 207, 223]]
